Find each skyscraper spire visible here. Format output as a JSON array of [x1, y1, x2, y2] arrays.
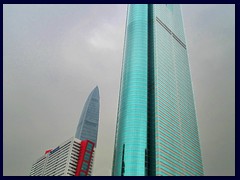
[[75, 86, 100, 147]]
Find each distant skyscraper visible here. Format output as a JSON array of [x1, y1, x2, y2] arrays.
[[75, 86, 100, 146], [112, 4, 203, 176], [30, 86, 100, 176]]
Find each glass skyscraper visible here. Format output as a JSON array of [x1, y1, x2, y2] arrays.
[[75, 86, 100, 147], [112, 4, 203, 176]]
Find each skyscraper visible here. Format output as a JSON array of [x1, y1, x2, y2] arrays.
[[75, 86, 100, 146], [112, 4, 203, 176], [30, 86, 100, 176]]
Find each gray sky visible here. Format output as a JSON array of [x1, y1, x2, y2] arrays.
[[3, 4, 235, 176]]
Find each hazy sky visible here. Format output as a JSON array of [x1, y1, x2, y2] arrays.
[[3, 4, 235, 176]]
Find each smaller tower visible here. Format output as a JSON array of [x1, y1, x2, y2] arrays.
[[30, 86, 100, 176], [75, 86, 100, 147]]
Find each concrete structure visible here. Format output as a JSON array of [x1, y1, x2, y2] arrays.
[[30, 137, 95, 176]]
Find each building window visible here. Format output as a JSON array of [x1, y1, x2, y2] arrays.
[[86, 143, 93, 151], [84, 152, 91, 161], [80, 172, 86, 176], [81, 162, 88, 171]]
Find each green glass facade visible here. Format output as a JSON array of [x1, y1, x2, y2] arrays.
[[112, 4, 203, 176]]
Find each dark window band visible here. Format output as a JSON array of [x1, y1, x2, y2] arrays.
[[156, 17, 186, 49]]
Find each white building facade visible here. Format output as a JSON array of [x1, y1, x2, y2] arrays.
[[30, 137, 95, 176]]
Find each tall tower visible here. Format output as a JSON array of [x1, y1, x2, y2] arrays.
[[112, 4, 203, 176], [75, 86, 100, 146], [30, 86, 100, 176]]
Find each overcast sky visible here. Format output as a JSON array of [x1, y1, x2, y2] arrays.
[[3, 4, 235, 176]]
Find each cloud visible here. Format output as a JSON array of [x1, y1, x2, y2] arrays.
[[88, 23, 117, 50]]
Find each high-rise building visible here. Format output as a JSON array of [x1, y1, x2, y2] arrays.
[[112, 4, 203, 176], [30, 137, 95, 176], [30, 86, 100, 176], [75, 86, 100, 147]]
